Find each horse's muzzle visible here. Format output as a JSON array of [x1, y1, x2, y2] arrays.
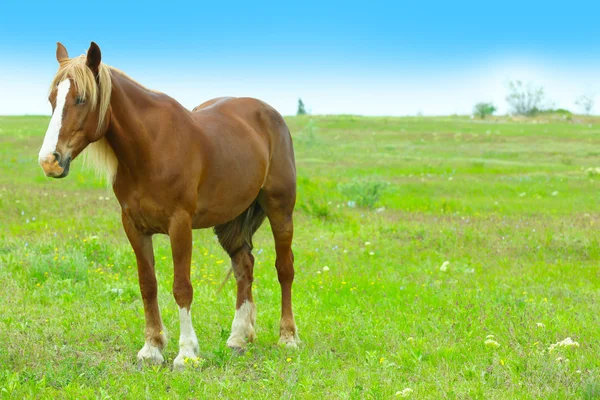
[[39, 151, 71, 179]]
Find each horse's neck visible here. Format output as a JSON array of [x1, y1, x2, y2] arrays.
[[104, 73, 169, 177]]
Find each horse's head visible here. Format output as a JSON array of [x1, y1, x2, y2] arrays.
[[38, 42, 111, 178]]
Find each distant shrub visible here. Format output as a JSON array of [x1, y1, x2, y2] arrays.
[[297, 98, 307, 115], [537, 108, 572, 115], [338, 178, 389, 209], [575, 94, 595, 115], [473, 102, 496, 119], [550, 108, 572, 115], [506, 80, 551, 116]]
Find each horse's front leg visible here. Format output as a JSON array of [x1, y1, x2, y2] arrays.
[[169, 211, 199, 369], [122, 212, 167, 364]]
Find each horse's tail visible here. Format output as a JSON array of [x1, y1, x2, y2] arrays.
[[214, 200, 267, 291]]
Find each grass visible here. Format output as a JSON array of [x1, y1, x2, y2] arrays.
[[1, 114, 600, 398]]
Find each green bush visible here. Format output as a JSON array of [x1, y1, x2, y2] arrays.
[[300, 198, 332, 219], [338, 178, 389, 209], [297, 176, 336, 219], [473, 102, 496, 119]]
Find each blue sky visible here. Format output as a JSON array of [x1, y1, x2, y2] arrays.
[[1, 1, 599, 115]]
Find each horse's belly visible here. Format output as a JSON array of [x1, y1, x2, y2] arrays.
[[191, 179, 263, 229]]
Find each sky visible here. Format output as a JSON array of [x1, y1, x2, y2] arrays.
[[1, 0, 599, 116]]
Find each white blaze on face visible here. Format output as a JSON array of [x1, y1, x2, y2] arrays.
[[38, 79, 71, 161]]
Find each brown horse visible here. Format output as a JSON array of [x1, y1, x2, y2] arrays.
[[38, 42, 298, 367]]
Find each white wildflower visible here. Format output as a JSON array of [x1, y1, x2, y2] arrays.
[[536, 322, 545, 328], [485, 339, 500, 348], [322, 266, 329, 272], [439, 261, 449, 272], [395, 388, 413, 397], [549, 337, 579, 352], [586, 167, 600, 176]]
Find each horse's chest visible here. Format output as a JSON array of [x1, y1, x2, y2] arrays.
[[120, 195, 172, 234]]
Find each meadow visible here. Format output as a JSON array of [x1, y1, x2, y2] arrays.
[[1, 114, 599, 399]]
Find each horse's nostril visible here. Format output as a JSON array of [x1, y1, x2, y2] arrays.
[[52, 151, 62, 164]]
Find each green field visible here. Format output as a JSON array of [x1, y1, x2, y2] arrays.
[[1, 114, 599, 399]]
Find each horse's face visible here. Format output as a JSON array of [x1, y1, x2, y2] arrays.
[[38, 42, 105, 178]]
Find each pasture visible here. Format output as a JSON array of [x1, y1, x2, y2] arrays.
[[1, 114, 599, 398]]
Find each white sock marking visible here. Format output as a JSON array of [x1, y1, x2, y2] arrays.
[[39, 80, 70, 161], [227, 300, 256, 348], [178, 306, 197, 346], [174, 306, 199, 367]]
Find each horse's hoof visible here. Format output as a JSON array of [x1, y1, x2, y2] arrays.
[[226, 335, 248, 353], [173, 341, 200, 370], [173, 353, 203, 370], [278, 332, 299, 349], [137, 342, 164, 366]]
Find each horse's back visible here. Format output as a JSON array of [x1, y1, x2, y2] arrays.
[[192, 97, 287, 133], [192, 97, 236, 112], [191, 97, 293, 166]]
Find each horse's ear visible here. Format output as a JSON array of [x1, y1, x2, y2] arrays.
[[56, 42, 68, 63], [86, 42, 102, 76]]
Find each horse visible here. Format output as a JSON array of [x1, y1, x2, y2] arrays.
[[38, 42, 299, 368]]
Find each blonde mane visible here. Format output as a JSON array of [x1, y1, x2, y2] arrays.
[[50, 55, 117, 184]]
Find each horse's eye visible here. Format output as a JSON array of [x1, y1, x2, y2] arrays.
[[76, 97, 86, 105]]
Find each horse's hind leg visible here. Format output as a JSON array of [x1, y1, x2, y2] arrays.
[[258, 191, 299, 348], [226, 248, 257, 350], [215, 204, 264, 350]]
